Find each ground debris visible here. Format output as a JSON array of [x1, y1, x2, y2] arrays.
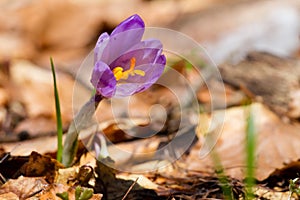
[[94, 157, 163, 200], [148, 171, 245, 199]]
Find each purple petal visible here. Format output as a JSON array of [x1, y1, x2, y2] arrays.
[[156, 54, 167, 66], [91, 61, 116, 98], [99, 15, 145, 65], [109, 41, 165, 95], [94, 32, 110, 63], [131, 39, 163, 50], [114, 62, 165, 97], [126, 58, 165, 84], [111, 14, 144, 36], [118, 51, 166, 97], [110, 40, 164, 71]]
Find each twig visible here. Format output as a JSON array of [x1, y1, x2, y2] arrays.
[[121, 177, 139, 200]]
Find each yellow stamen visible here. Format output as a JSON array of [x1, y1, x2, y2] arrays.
[[112, 57, 145, 81], [133, 70, 145, 76], [112, 67, 123, 81]]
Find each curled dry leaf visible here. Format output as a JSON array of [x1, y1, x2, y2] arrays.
[[0, 176, 48, 199], [19, 151, 64, 183]]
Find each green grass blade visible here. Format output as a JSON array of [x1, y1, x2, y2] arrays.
[[205, 130, 233, 199], [245, 106, 256, 199], [211, 149, 233, 200], [50, 57, 63, 162]]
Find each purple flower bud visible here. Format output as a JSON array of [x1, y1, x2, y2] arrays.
[[91, 14, 166, 98]]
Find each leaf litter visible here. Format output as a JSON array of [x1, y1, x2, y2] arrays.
[[1, 0, 300, 199], [1, 56, 300, 199]]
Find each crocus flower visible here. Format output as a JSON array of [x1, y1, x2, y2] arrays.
[[91, 14, 166, 98]]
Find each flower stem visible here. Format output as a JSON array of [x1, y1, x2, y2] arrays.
[[62, 94, 102, 167]]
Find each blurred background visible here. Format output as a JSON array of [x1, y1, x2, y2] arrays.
[[1, 0, 299, 68]]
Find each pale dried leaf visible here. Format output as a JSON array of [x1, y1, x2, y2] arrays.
[[1, 135, 59, 156], [0, 192, 19, 200], [255, 186, 295, 200], [116, 174, 159, 191], [187, 103, 300, 181], [0, 176, 48, 199]]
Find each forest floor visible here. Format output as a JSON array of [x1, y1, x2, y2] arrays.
[[0, 0, 300, 199]]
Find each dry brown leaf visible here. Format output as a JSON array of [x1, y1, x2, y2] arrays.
[[187, 103, 300, 181], [116, 174, 159, 191], [19, 151, 63, 183], [1, 135, 59, 156], [0, 154, 101, 199], [54, 168, 77, 186], [0, 192, 19, 200], [254, 186, 294, 200], [0, 176, 48, 199]]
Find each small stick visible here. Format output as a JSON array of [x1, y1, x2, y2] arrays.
[[121, 177, 139, 200]]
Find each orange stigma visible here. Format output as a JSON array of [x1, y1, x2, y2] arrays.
[[113, 57, 145, 81]]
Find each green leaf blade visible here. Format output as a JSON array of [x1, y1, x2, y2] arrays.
[[50, 57, 64, 163]]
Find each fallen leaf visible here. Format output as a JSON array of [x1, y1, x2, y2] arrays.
[[116, 174, 159, 191], [0, 135, 59, 156], [19, 151, 63, 183], [187, 103, 300, 181], [0, 176, 48, 199], [254, 186, 294, 200], [0, 192, 19, 200]]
